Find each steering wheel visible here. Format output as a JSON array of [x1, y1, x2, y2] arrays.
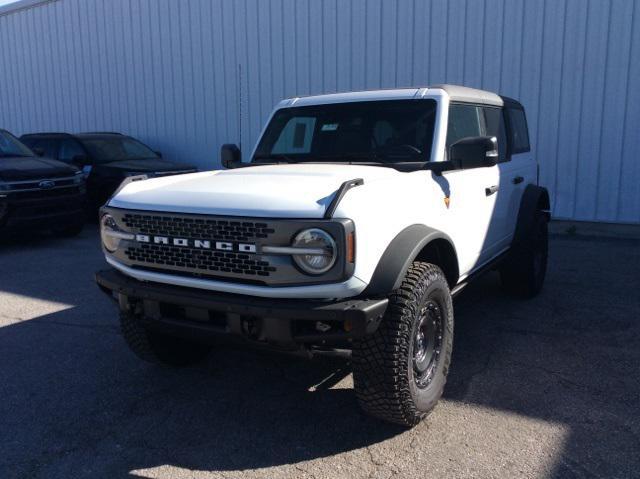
[[378, 144, 422, 156], [396, 144, 422, 155]]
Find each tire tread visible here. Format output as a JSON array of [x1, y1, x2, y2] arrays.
[[352, 262, 453, 427]]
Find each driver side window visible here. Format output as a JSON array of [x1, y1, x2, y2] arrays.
[[59, 139, 85, 163], [483, 107, 508, 163], [446, 104, 483, 151]]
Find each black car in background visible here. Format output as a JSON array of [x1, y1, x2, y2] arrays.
[[0, 129, 85, 237], [20, 132, 198, 211]]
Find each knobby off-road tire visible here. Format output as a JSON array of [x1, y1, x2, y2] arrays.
[[500, 209, 548, 298], [119, 310, 212, 367], [352, 262, 454, 427]]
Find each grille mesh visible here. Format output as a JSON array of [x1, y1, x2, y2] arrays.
[[122, 213, 275, 242], [109, 209, 351, 287], [125, 243, 276, 277], [11, 178, 77, 190], [11, 186, 82, 201], [121, 212, 278, 279]]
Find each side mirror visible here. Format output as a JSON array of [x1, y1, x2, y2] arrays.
[[71, 154, 90, 166], [154, 151, 162, 158], [449, 136, 498, 170], [220, 143, 241, 169], [32, 147, 45, 157]]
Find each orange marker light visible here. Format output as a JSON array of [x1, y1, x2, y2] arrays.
[[344, 319, 353, 332], [346, 232, 355, 263]]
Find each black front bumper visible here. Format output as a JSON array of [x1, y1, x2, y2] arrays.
[[95, 269, 388, 346]]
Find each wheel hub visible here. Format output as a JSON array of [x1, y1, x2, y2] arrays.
[[412, 300, 444, 388]]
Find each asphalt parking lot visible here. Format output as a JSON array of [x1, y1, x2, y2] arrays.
[[1, 227, 639, 479]]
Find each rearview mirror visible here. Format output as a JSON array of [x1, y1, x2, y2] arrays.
[[154, 151, 162, 158], [449, 136, 498, 170], [220, 144, 241, 169], [32, 147, 45, 157]]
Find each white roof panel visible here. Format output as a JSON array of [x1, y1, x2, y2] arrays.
[[281, 84, 504, 108]]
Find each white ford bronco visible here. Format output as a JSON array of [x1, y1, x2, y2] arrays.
[[96, 84, 550, 426]]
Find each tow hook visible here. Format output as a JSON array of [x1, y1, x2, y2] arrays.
[[241, 316, 262, 340]]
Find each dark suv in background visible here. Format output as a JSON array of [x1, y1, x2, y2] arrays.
[[0, 129, 85, 237], [20, 132, 198, 212]]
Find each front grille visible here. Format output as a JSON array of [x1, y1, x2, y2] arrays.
[[10, 186, 82, 201], [4, 188, 84, 223], [10, 178, 77, 190], [106, 208, 352, 287], [122, 213, 275, 242], [125, 243, 276, 277]]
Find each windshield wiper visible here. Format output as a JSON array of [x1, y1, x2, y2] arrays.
[[313, 152, 388, 164], [252, 154, 296, 163]]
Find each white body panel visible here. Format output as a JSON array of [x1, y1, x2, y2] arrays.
[[105, 162, 508, 298], [109, 164, 402, 218], [499, 151, 538, 239], [105, 87, 536, 299]]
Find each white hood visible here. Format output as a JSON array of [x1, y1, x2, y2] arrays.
[[108, 163, 402, 218]]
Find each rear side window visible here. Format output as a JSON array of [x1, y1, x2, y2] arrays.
[[506, 108, 530, 153], [483, 107, 508, 162]]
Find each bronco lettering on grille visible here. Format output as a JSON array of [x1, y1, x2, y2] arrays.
[[134, 234, 257, 253]]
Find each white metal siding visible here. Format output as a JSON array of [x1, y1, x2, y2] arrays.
[[0, 0, 638, 223]]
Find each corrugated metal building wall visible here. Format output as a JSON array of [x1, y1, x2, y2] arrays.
[[0, 0, 638, 223]]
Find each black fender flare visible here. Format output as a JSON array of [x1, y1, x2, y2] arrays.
[[512, 184, 550, 247], [362, 224, 458, 296]]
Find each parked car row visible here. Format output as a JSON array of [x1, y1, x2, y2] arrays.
[[0, 129, 85, 237], [0, 130, 197, 238]]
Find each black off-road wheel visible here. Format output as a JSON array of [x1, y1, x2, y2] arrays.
[[500, 210, 548, 298], [119, 310, 212, 367], [352, 262, 454, 427]]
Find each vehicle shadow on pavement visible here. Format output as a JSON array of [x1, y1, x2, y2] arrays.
[[0, 307, 404, 478], [1, 233, 639, 478], [0, 231, 407, 477]]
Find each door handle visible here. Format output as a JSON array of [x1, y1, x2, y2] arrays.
[[485, 185, 499, 196], [513, 176, 524, 185]]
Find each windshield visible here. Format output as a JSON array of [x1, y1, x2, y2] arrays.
[[0, 130, 34, 158], [80, 136, 159, 163], [253, 99, 437, 164]]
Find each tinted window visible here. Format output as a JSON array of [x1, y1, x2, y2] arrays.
[[507, 108, 530, 153], [446, 104, 483, 149], [58, 139, 86, 163], [2, 133, 38, 157], [21, 137, 58, 158], [272, 117, 316, 154], [483, 107, 508, 162], [255, 100, 437, 164], [79, 136, 159, 163]]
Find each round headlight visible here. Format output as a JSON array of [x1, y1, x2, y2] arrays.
[[100, 214, 121, 253], [292, 228, 337, 275]]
